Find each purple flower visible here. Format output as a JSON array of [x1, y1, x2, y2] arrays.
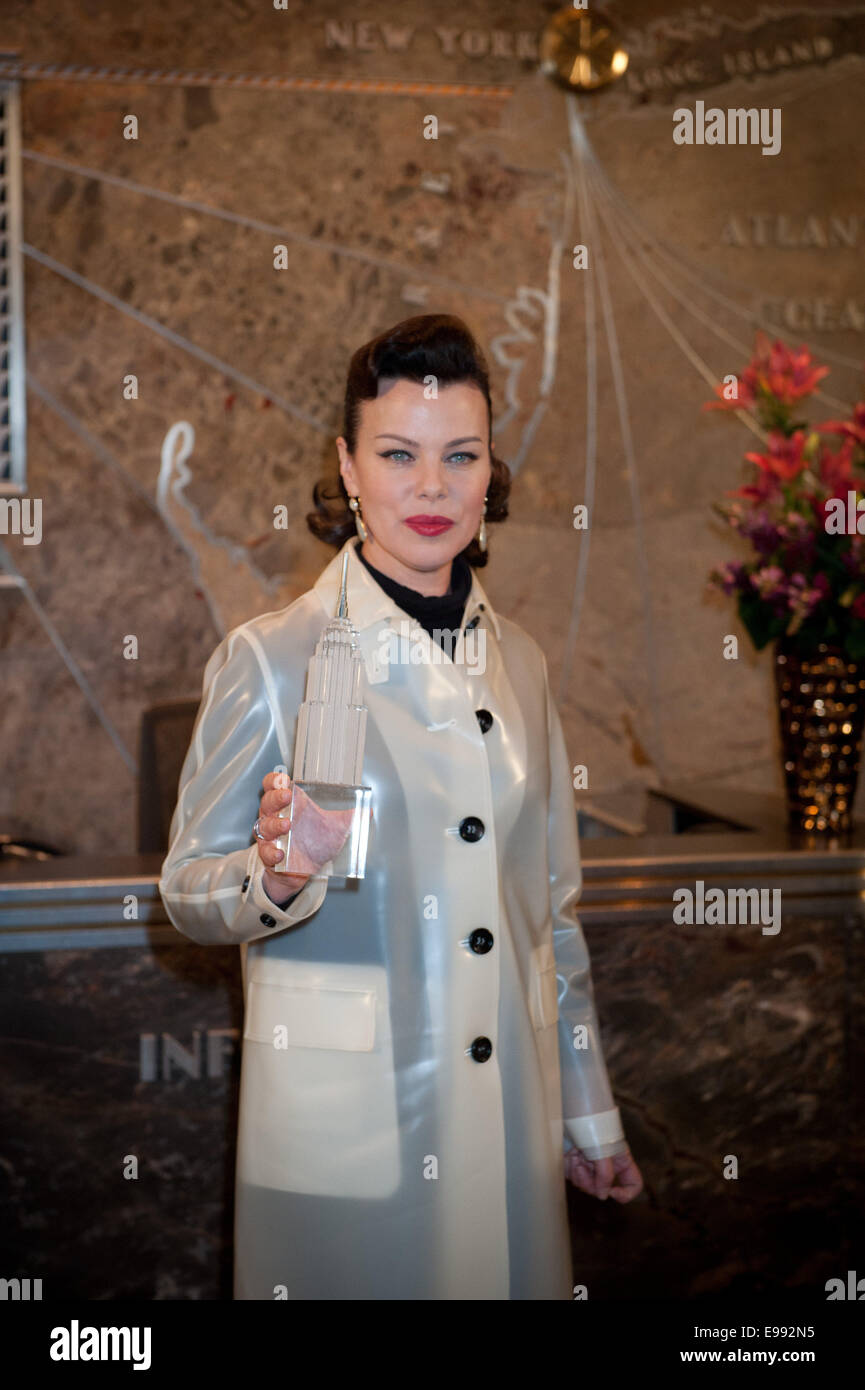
[[750, 565, 786, 598], [750, 520, 784, 555], [713, 561, 748, 595], [787, 571, 830, 620]]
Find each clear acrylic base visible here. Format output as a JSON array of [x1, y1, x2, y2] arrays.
[[272, 782, 372, 880]]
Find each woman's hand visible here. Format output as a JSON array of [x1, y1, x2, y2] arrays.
[[564, 1145, 644, 1203], [256, 771, 354, 904]]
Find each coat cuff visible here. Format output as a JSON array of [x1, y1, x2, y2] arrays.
[[564, 1107, 626, 1157], [239, 843, 328, 938]]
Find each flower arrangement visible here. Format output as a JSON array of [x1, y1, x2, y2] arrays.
[[706, 331, 865, 661]]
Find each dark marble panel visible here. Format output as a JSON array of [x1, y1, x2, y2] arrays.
[[2, 905, 862, 1299], [0, 941, 243, 1300], [572, 910, 865, 1300]]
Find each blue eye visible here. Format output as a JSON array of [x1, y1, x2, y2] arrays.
[[378, 449, 479, 464]]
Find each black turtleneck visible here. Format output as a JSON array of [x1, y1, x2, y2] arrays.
[[354, 540, 473, 652]]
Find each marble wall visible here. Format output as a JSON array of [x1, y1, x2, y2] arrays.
[[3, 0, 865, 848]]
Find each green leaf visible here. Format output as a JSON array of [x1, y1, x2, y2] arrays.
[[738, 591, 784, 650]]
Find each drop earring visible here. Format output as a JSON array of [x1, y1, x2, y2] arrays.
[[348, 494, 368, 542], [477, 494, 488, 553]]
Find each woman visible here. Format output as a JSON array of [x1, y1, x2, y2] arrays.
[[159, 313, 643, 1301]]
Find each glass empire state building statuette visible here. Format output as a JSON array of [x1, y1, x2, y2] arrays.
[[273, 551, 372, 879]]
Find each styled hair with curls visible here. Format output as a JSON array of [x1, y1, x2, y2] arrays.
[[307, 313, 510, 567]]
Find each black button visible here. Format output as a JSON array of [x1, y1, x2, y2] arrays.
[[465, 615, 480, 630], [259, 913, 277, 928], [241, 875, 250, 892], [470, 1036, 493, 1063], [459, 816, 485, 842], [475, 708, 493, 734], [469, 928, 494, 954]]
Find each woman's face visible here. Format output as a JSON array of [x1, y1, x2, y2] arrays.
[[336, 376, 493, 591]]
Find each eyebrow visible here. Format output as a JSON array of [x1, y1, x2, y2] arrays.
[[375, 434, 483, 447]]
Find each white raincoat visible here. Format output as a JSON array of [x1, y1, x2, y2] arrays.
[[159, 536, 628, 1300]]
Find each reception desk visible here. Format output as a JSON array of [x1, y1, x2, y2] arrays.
[[2, 790, 864, 1300]]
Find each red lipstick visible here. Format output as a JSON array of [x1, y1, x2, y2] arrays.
[[404, 515, 455, 536]]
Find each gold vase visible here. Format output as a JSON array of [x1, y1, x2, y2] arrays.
[[773, 639, 865, 839]]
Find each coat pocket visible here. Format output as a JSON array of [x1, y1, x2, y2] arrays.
[[238, 959, 401, 1199], [528, 941, 560, 1031], [243, 979, 376, 1051]]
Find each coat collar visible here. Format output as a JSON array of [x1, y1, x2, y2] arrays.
[[312, 537, 502, 640]]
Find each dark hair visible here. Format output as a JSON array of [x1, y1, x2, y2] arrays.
[[307, 313, 510, 567]]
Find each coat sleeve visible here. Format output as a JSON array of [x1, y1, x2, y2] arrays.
[[159, 625, 328, 945], [543, 655, 630, 1161]]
